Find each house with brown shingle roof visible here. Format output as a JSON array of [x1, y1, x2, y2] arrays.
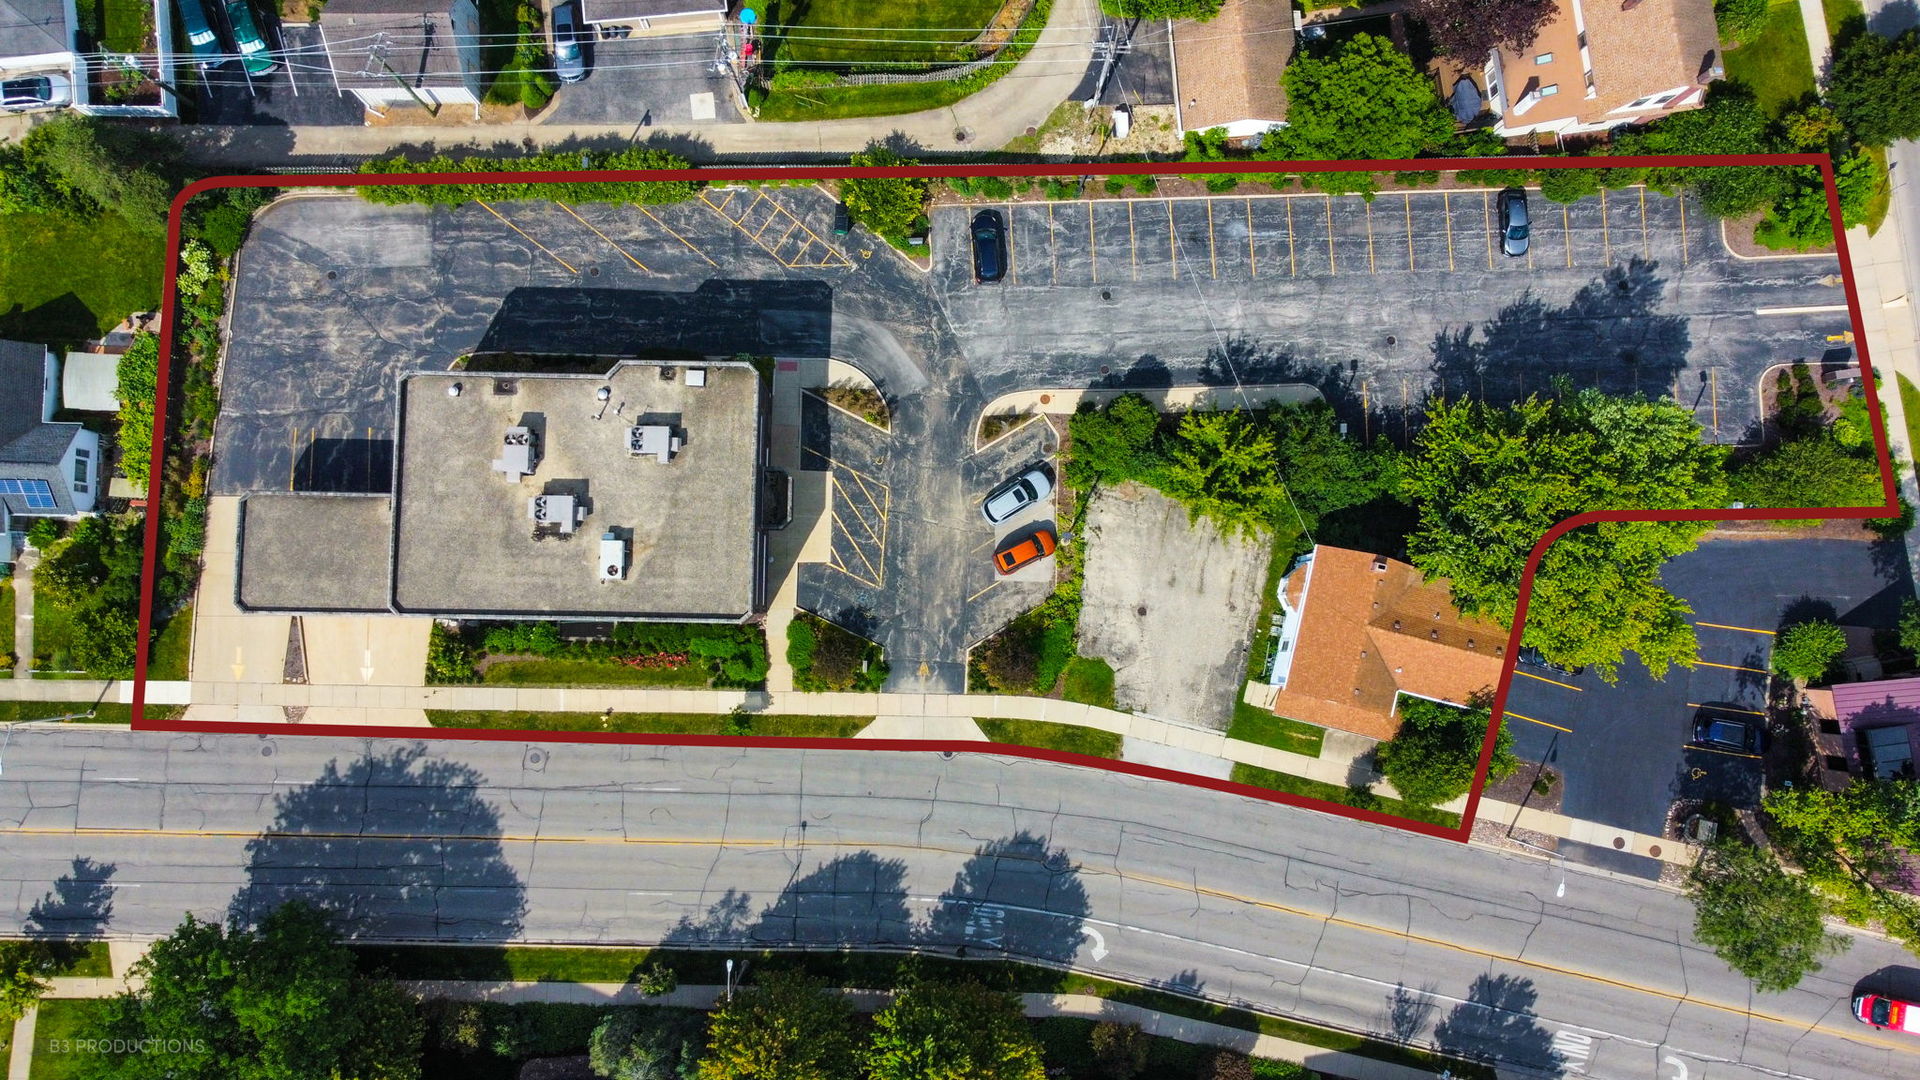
[[1265, 545, 1507, 741], [1170, 0, 1294, 139], [1479, 0, 1722, 138]]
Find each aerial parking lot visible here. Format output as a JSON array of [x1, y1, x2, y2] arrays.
[[213, 178, 1851, 693]]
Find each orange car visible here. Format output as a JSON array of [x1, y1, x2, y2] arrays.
[[994, 530, 1056, 575]]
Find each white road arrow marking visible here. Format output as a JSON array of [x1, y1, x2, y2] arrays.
[[360, 648, 375, 683], [1662, 1055, 1689, 1080], [230, 646, 245, 680], [1082, 926, 1109, 961]]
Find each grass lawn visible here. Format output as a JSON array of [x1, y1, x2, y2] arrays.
[[1723, 1, 1816, 117], [975, 717, 1123, 759], [1899, 375, 1920, 485], [426, 710, 871, 738], [0, 940, 114, 978], [1863, 144, 1892, 234], [480, 659, 715, 688], [1058, 656, 1116, 709], [0, 702, 142, 723], [146, 603, 191, 681], [1230, 763, 1462, 830], [763, 0, 1004, 64], [94, 0, 154, 50], [28, 999, 116, 1080], [1, 579, 14, 670], [1824, 0, 1865, 36], [31, 590, 75, 672], [0, 211, 166, 346], [352, 945, 1490, 1078], [1227, 704, 1327, 758]]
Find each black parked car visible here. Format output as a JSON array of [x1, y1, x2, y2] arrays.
[[1497, 187, 1530, 258], [1692, 708, 1763, 755], [971, 209, 1006, 282]]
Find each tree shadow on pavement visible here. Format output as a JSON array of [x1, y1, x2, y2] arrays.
[[25, 856, 117, 966], [920, 830, 1092, 968], [1432, 974, 1565, 1077], [229, 745, 527, 942], [1382, 982, 1441, 1044]]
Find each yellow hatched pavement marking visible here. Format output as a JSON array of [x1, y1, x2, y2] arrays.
[[637, 204, 718, 267], [697, 188, 850, 269], [477, 200, 578, 273], [555, 201, 650, 272]]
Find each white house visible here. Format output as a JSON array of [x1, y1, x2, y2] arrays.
[[320, 0, 485, 116], [0, 339, 102, 526]]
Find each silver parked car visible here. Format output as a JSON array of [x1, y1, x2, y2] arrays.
[[982, 468, 1053, 524], [1497, 187, 1530, 258], [552, 1, 588, 84], [0, 73, 70, 111]]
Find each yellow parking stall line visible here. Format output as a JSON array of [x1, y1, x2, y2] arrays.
[[554, 201, 650, 272], [637, 205, 719, 267], [1285, 197, 1297, 276], [1695, 659, 1768, 675], [1364, 198, 1375, 273], [750, 202, 782, 243], [1640, 186, 1650, 257], [1050, 202, 1058, 285], [1482, 190, 1493, 269], [1690, 702, 1767, 716], [774, 220, 800, 251], [842, 470, 890, 532], [828, 511, 885, 586], [1404, 194, 1414, 270], [1167, 200, 1178, 279], [1709, 367, 1719, 439], [829, 475, 882, 546], [1443, 190, 1455, 271], [476, 199, 578, 274], [1514, 669, 1583, 692], [303, 427, 316, 488], [1206, 199, 1218, 279], [287, 425, 296, 491], [966, 579, 1002, 603], [1677, 195, 1689, 265], [1007, 204, 1019, 283], [1696, 621, 1776, 636], [1690, 743, 1763, 761], [1246, 198, 1256, 277], [1324, 196, 1336, 273], [1089, 202, 1098, 284], [1503, 711, 1573, 733], [1128, 200, 1139, 281], [1602, 189, 1614, 264], [1562, 204, 1572, 268], [712, 188, 738, 214], [365, 427, 375, 487]]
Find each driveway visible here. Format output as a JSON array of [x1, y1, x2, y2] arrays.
[[193, 25, 365, 127], [541, 33, 742, 126], [1504, 535, 1916, 836]]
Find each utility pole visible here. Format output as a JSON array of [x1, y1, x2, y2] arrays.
[[1084, 20, 1129, 109], [365, 29, 439, 116]]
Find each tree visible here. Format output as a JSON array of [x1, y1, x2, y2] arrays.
[[1770, 619, 1847, 683], [1686, 841, 1848, 992], [1713, 0, 1772, 45], [1729, 435, 1884, 516], [1264, 402, 1398, 526], [0, 942, 53, 1026], [1065, 394, 1162, 488], [697, 971, 859, 1080], [1412, 0, 1557, 62], [1763, 781, 1920, 953], [590, 1008, 705, 1080], [1374, 698, 1516, 808], [1089, 1021, 1150, 1080], [867, 979, 1046, 1080], [1616, 89, 1786, 217], [16, 114, 174, 232], [1158, 410, 1288, 537], [116, 332, 160, 487], [1261, 34, 1456, 196], [841, 147, 929, 240], [1538, 165, 1603, 204], [1402, 390, 1728, 679], [1900, 598, 1920, 656], [1099, 0, 1224, 17], [1828, 28, 1920, 147], [100, 902, 422, 1080]]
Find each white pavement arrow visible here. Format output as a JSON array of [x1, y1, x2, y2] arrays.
[[361, 649, 376, 683], [230, 646, 245, 681], [1081, 927, 1108, 961], [1662, 1055, 1689, 1080]]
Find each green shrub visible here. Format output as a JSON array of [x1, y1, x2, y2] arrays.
[[1375, 698, 1515, 808], [1714, 0, 1771, 44], [426, 623, 477, 683], [788, 613, 887, 692], [358, 147, 699, 207], [1772, 619, 1846, 683], [25, 519, 59, 550], [1538, 166, 1602, 204]]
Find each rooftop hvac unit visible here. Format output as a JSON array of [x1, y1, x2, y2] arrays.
[[628, 424, 682, 464], [528, 493, 583, 534], [685, 367, 707, 387], [599, 532, 627, 583], [492, 426, 536, 480]]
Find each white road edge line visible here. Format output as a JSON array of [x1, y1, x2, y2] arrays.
[[1753, 304, 1849, 315]]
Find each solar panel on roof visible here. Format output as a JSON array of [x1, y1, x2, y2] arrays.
[[0, 478, 54, 509]]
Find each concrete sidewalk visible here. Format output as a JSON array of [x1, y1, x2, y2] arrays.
[[9, 978, 1444, 1080], [143, 0, 1101, 167]]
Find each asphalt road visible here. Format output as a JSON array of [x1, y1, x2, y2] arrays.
[[1, 729, 1916, 1079], [212, 185, 1852, 692]]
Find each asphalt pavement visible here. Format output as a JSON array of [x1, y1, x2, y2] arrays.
[[0, 729, 1915, 1080]]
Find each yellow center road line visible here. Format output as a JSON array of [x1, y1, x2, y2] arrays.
[[1324, 196, 1335, 273], [1443, 190, 1455, 271], [1600, 189, 1611, 265], [1513, 670, 1583, 692], [554, 201, 650, 273], [1678, 194, 1689, 264], [1049, 202, 1058, 284], [1694, 659, 1768, 675], [1689, 702, 1766, 716], [1501, 711, 1573, 733], [637, 205, 718, 267], [476, 200, 578, 274], [1695, 621, 1776, 636]]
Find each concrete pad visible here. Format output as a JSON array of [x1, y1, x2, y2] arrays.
[[190, 497, 291, 684], [300, 707, 431, 727], [301, 616, 431, 687], [857, 715, 985, 740], [1119, 736, 1234, 779], [1077, 483, 1266, 730]]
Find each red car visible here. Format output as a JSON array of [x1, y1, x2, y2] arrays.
[[993, 530, 1055, 575], [1854, 993, 1920, 1034]]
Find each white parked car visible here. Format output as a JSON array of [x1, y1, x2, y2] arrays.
[[0, 73, 71, 112], [982, 468, 1053, 524]]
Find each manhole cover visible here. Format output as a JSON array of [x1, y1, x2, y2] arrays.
[[1136, 605, 1148, 617], [325, 270, 338, 281], [524, 747, 548, 770], [1099, 365, 1111, 375], [588, 266, 601, 277], [259, 742, 275, 757], [1101, 289, 1113, 302], [1385, 335, 1396, 346]]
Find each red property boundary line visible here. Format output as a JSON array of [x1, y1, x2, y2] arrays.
[[130, 151, 1880, 845]]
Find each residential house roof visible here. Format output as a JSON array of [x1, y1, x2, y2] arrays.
[[320, 0, 472, 89], [0, 339, 51, 447], [61, 351, 120, 413], [1270, 545, 1508, 740], [1817, 676, 1920, 780], [1494, 0, 1718, 128], [1170, 0, 1293, 134], [584, 0, 727, 22], [0, 338, 82, 517], [0, 0, 70, 61]]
